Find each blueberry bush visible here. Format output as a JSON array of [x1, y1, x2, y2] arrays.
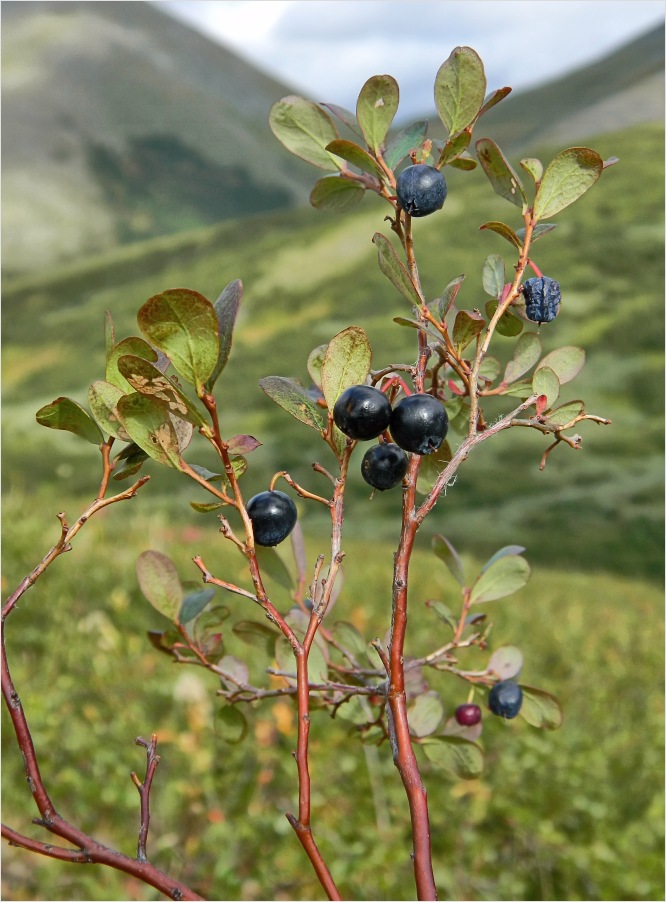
[[2, 47, 616, 900]]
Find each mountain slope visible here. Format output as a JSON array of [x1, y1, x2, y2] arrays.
[[1, 0, 314, 274]]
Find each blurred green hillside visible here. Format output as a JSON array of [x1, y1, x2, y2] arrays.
[[4, 122, 663, 579]]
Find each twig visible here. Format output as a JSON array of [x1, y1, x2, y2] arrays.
[[131, 736, 160, 862]]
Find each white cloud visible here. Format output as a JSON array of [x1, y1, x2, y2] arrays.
[[157, 0, 664, 119]]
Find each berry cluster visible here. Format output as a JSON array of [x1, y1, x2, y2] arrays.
[[333, 385, 449, 491]]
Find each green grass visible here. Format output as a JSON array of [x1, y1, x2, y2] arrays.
[[1, 494, 663, 901]]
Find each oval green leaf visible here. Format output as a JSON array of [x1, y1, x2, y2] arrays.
[[479, 220, 522, 250], [420, 735, 484, 779], [432, 534, 465, 586], [321, 326, 372, 410], [453, 309, 486, 353], [136, 550, 183, 621], [384, 120, 429, 170], [545, 400, 585, 429], [536, 346, 585, 384], [88, 381, 132, 441], [520, 157, 543, 183], [487, 645, 524, 680], [532, 366, 560, 408], [106, 336, 158, 393], [216, 705, 248, 744], [434, 46, 486, 135], [503, 332, 542, 384], [310, 176, 366, 212], [118, 355, 207, 428], [356, 74, 399, 153], [482, 254, 505, 299], [408, 692, 444, 738], [485, 301, 523, 337], [255, 545, 294, 592], [138, 288, 219, 392], [36, 397, 103, 446], [326, 139, 385, 179], [307, 344, 328, 388], [471, 555, 531, 604], [116, 392, 183, 470], [179, 588, 216, 624], [476, 138, 527, 208], [534, 147, 604, 220], [438, 274, 466, 320], [269, 96, 342, 171], [519, 685, 563, 730], [206, 279, 243, 391], [259, 376, 325, 431], [373, 232, 422, 307]]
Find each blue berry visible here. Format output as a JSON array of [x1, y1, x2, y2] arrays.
[[333, 385, 392, 441], [361, 442, 408, 491], [522, 276, 561, 323], [390, 394, 448, 455], [396, 164, 447, 217], [246, 490, 297, 546], [488, 680, 523, 719]]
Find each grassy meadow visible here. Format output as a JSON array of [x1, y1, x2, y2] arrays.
[[2, 122, 664, 900]]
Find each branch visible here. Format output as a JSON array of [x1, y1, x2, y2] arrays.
[[131, 735, 160, 862]]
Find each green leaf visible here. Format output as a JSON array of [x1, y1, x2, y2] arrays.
[[205, 279, 243, 391], [118, 355, 207, 428], [106, 337, 158, 393], [437, 274, 466, 320], [536, 346, 585, 384], [408, 691, 444, 738], [384, 120, 429, 170], [485, 301, 523, 337], [269, 96, 342, 171], [255, 545, 294, 591], [519, 685, 563, 730], [356, 74, 399, 153], [336, 695, 373, 726], [532, 366, 560, 408], [179, 588, 216, 624], [321, 326, 372, 410], [436, 128, 472, 168], [216, 705, 249, 744], [476, 138, 527, 208], [481, 545, 526, 571], [434, 46, 486, 135], [453, 309, 486, 353], [520, 157, 543, 183], [516, 223, 557, 243], [320, 103, 364, 139], [533, 147, 604, 220], [325, 139, 385, 179], [88, 381, 132, 441], [218, 655, 250, 692], [36, 397, 103, 445], [425, 599, 458, 631], [448, 153, 477, 172], [372, 232, 422, 307], [471, 554, 531, 604], [116, 392, 183, 470], [478, 355, 501, 385], [482, 254, 505, 299], [477, 86, 512, 118], [136, 550, 183, 621], [310, 176, 366, 212], [259, 376, 325, 431], [226, 434, 261, 456], [334, 621, 370, 662], [503, 333, 542, 384], [307, 344, 328, 388], [544, 400, 585, 429], [479, 220, 522, 250], [487, 645, 524, 680], [138, 288, 219, 392], [112, 442, 149, 481], [420, 735, 484, 779], [232, 620, 277, 654], [432, 534, 465, 586]]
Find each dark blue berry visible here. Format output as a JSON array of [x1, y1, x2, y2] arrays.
[[333, 385, 392, 441], [396, 164, 447, 217], [390, 394, 448, 455], [522, 276, 561, 323], [246, 490, 297, 546], [361, 442, 408, 491], [488, 680, 523, 719]]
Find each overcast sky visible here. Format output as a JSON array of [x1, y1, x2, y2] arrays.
[[156, 0, 664, 120]]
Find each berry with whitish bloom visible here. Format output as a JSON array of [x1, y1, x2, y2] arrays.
[[455, 703, 482, 726], [333, 385, 392, 441], [396, 164, 447, 217], [361, 442, 409, 491], [246, 490, 297, 547], [488, 680, 523, 719], [390, 394, 448, 455], [522, 276, 561, 323]]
